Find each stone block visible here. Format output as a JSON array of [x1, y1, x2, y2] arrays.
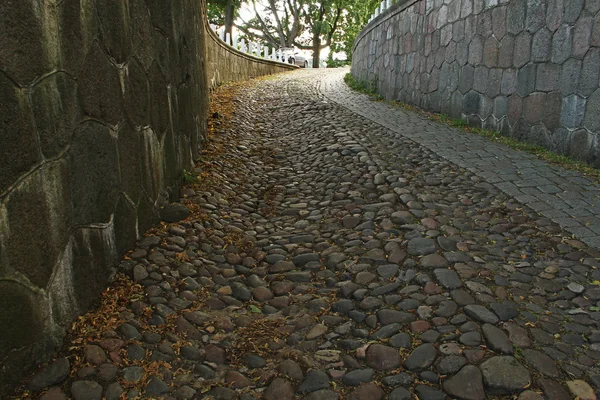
[[550, 127, 572, 154], [0, 280, 55, 388], [461, 0, 474, 18], [124, 58, 151, 128], [501, 69, 518, 94], [592, 14, 600, 47], [464, 90, 481, 114], [31, 73, 81, 160], [71, 227, 119, 311], [560, 58, 582, 95], [473, 66, 489, 92], [546, 0, 564, 32], [584, 89, 600, 132], [507, 94, 524, 124], [117, 123, 143, 203], [3, 160, 73, 291], [531, 28, 552, 62], [564, 0, 585, 24], [492, 6, 507, 39], [450, 90, 464, 118], [486, 69, 503, 98], [474, 0, 484, 14], [578, 48, 600, 96], [494, 96, 508, 118], [483, 36, 500, 67], [453, 19, 465, 42], [58, 0, 98, 76], [130, 0, 154, 70], [543, 91, 564, 130], [69, 121, 120, 226], [140, 128, 165, 201], [572, 17, 593, 58], [114, 195, 138, 256], [468, 36, 483, 65], [456, 40, 469, 65], [517, 63, 537, 96], [148, 61, 171, 138], [480, 95, 494, 118], [445, 41, 457, 63], [507, 0, 526, 34], [525, 0, 546, 32], [476, 12, 492, 36], [512, 117, 532, 140], [78, 43, 124, 126], [585, 0, 600, 13], [459, 64, 475, 93], [0, 72, 41, 195], [498, 35, 515, 68], [137, 191, 160, 234], [569, 129, 593, 162], [551, 25, 573, 64], [524, 92, 547, 123], [536, 63, 560, 92], [560, 94, 587, 128], [513, 32, 532, 68], [528, 124, 551, 147], [0, 0, 50, 85]]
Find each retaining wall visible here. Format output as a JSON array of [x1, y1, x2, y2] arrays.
[[205, 27, 297, 89], [352, 0, 600, 165], [0, 0, 292, 391]]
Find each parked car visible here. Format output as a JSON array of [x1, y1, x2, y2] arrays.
[[279, 47, 309, 68]]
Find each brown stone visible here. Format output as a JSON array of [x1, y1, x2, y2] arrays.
[[264, 378, 294, 400], [84, 345, 107, 366]]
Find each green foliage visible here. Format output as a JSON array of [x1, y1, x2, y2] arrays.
[[343, 73, 381, 98], [330, 0, 380, 61], [182, 169, 199, 184], [326, 58, 351, 68]]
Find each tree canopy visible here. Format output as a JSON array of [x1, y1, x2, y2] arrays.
[[207, 0, 381, 64]]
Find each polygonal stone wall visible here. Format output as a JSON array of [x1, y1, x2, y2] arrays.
[[0, 0, 208, 391], [352, 0, 600, 166]]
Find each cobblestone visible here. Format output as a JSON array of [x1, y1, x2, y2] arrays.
[[12, 69, 600, 400]]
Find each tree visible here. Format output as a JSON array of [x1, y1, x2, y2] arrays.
[[300, 0, 343, 67], [236, 0, 306, 48], [207, 0, 241, 39], [329, 0, 379, 62]]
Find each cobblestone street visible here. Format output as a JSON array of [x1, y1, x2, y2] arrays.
[[21, 69, 600, 400]]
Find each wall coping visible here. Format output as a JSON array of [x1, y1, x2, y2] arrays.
[[353, 0, 418, 53], [204, 16, 298, 70]]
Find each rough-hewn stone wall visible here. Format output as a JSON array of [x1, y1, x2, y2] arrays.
[[205, 27, 297, 89], [352, 0, 600, 165], [0, 0, 211, 391]]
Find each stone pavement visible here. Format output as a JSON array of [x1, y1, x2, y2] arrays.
[[320, 69, 600, 249], [14, 69, 600, 400]]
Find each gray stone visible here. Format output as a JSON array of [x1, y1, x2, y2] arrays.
[[584, 89, 600, 132], [71, 381, 103, 400], [342, 369, 374, 386], [480, 356, 532, 394], [298, 370, 330, 393], [434, 268, 463, 289], [482, 323, 513, 354], [407, 238, 436, 255], [464, 305, 499, 324], [160, 203, 190, 222], [579, 48, 600, 96], [551, 25, 572, 64], [404, 343, 437, 371], [561, 95, 586, 128], [28, 358, 70, 391], [366, 344, 402, 370], [443, 365, 485, 400]]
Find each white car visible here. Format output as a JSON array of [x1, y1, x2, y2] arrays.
[[280, 47, 309, 68]]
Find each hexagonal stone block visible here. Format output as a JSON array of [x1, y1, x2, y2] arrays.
[[564, 0, 585, 23], [525, 0, 546, 32], [579, 48, 600, 96], [0, 72, 41, 195], [551, 25, 572, 64], [536, 63, 560, 92], [560, 58, 582, 95], [531, 28, 551, 62], [513, 32, 532, 68], [545, 0, 563, 32], [507, 0, 526, 34], [560, 94, 586, 128], [569, 129, 594, 162], [584, 89, 600, 132]]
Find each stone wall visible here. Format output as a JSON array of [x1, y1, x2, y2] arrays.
[[0, 0, 209, 389], [0, 0, 296, 391], [205, 26, 297, 89], [352, 0, 600, 165]]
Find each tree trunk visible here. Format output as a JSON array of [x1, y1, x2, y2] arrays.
[[224, 1, 235, 39], [312, 33, 321, 68]]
